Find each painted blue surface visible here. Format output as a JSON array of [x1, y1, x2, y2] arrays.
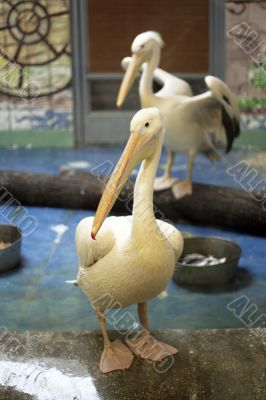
[[16, 110, 72, 130], [0, 147, 265, 331]]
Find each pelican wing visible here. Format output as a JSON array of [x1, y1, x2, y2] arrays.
[[205, 76, 240, 120], [156, 220, 183, 260], [121, 56, 193, 98], [180, 84, 240, 155], [75, 216, 132, 268], [76, 217, 114, 268], [153, 68, 193, 98], [205, 76, 240, 152]]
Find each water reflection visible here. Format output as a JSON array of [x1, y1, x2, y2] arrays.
[[0, 360, 100, 400]]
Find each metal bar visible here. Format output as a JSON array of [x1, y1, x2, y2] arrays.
[[70, 0, 89, 146], [209, 0, 225, 79], [86, 73, 206, 81]]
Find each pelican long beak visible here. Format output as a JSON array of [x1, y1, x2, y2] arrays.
[[91, 131, 149, 239], [117, 53, 144, 108]]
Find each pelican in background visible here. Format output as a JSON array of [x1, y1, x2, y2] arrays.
[[117, 31, 240, 199], [76, 108, 183, 373], [121, 55, 193, 98]]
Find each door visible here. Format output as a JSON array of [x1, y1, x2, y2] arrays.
[[71, 0, 210, 145]]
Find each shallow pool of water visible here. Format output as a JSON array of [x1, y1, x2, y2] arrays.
[[0, 148, 265, 332]]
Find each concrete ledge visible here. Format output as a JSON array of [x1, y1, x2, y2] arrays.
[[0, 328, 265, 400]]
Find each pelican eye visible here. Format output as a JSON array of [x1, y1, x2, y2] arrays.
[[145, 122, 149, 127]]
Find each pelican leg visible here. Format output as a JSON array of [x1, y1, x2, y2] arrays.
[[126, 303, 178, 362], [172, 149, 196, 199], [154, 150, 179, 191], [96, 309, 134, 373]]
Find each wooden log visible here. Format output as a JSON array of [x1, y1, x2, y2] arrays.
[[0, 170, 265, 234]]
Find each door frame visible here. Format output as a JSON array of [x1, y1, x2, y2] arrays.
[[70, 0, 225, 146]]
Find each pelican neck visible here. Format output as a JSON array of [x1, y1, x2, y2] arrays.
[[139, 45, 161, 102], [131, 132, 163, 237]]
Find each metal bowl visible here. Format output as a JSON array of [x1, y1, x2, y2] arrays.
[[0, 225, 22, 273], [173, 236, 242, 287]]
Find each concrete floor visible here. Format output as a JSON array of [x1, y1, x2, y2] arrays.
[[0, 328, 265, 400]]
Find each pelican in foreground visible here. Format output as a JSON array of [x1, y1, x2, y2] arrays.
[[117, 31, 240, 199], [76, 108, 183, 373]]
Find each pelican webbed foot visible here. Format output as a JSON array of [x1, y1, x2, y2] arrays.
[[100, 339, 134, 373], [97, 309, 134, 373], [154, 175, 179, 191], [126, 331, 178, 361], [172, 178, 193, 199], [127, 303, 178, 362], [154, 150, 179, 191]]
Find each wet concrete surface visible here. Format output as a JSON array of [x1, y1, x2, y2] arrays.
[[0, 328, 265, 400]]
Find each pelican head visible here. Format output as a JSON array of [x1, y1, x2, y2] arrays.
[[91, 108, 164, 239], [117, 31, 164, 108]]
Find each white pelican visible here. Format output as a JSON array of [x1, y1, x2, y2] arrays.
[[76, 108, 183, 373], [117, 31, 240, 199]]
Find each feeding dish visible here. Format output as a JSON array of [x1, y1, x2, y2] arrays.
[[173, 236, 242, 287], [0, 225, 22, 273]]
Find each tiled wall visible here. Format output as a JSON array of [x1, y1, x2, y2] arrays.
[[225, 2, 266, 131], [0, 0, 72, 135]]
